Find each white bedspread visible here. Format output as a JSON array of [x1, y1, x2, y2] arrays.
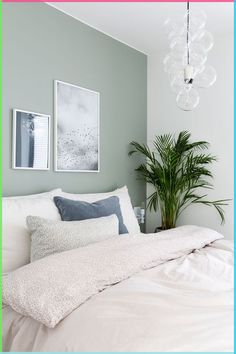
[[3, 226, 233, 352]]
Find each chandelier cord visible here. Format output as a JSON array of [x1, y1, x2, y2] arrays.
[[187, 1, 190, 65]]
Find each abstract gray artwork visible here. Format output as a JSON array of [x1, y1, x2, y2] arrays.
[[55, 81, 100, 172]]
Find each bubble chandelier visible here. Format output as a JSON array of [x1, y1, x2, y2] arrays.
[[163, 2, 217, 111]]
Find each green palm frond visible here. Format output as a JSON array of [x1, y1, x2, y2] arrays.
[[129, 131, 230, 229]]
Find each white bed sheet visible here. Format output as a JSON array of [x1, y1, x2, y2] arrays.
[[3, 239, 233, 352]]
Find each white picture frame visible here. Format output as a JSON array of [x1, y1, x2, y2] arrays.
[[12, 109, 50, 171], [54, 80, 100, 172]]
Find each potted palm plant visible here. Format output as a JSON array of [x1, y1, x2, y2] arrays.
[[129, 131, 229, 231]]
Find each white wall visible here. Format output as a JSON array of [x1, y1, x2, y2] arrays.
[[147, 33, 234, 239]]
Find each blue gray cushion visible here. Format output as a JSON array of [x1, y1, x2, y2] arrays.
[[54, 196, 128, 234]]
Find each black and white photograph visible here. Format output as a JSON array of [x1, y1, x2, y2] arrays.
[[54, 80, 100, 172], [12, 109, 50, 170]]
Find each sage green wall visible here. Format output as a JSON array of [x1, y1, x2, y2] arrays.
[[3, 3, 147, 206]]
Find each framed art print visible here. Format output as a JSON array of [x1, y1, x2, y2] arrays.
[[54, 80, 100, 172], [12, 109, 50, 170]]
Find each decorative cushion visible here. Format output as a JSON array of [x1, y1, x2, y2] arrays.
[[27, 214, 119, 262], [54, 196, 128, 234], [2, 189, 62, 273], [2, 186, 140, 274], [58, 186, 140, 235]]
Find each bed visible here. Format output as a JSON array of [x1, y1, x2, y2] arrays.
[[2, 188, 234, 352]]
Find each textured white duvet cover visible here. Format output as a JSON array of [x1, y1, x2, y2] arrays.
[[3, 226, 233, 352]]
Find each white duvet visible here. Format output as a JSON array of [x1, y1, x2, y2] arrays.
[[3, 226, 234, 352]]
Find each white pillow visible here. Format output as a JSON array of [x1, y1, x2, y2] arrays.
[[57, 186, 140, 235], [2, 189, 62, 273], [27, 214, 119, 262]]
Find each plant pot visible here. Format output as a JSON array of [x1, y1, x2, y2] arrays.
[[154, 226, 163, 233]]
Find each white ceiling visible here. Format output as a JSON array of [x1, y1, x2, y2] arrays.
[[48, 2, 234, 55]]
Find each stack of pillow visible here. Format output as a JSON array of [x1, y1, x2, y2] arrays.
[[3, 186, 140, 274]]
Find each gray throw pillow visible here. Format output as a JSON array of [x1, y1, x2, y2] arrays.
[[54, 196, 128, 234], [27, 214, 119, 262]]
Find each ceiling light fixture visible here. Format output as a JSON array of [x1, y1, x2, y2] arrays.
[[163, 2, 217, 111]]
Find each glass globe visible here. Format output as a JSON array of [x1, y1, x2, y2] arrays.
[[169, 41, 207, 68], [170, 35, 207, 56], [168, 62, 185, 78], [163, 18, 180, 36], [187, 28, 204, 42], [183, 10, 207, 32], [190, 42, 207, 58], [170, 36, 186, 50], [163, 53, 185, 74], [169, 30, 195, 49], [188, 51, 207, 68], [168, 24, 185, 42], [196, 30, 214, 52], [163, 8, 216, 111], [176, 85, 200, 111], [169, 70, 185, 93], [170, 47, 186, 63], [173, 26, 204, 45], [170, 31, 199, 50], [194, 63, 206, 75], [194, 65, 217, 88], [164, 18, 185, 43]]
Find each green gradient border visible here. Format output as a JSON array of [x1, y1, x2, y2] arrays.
[[0, 0, 2, 352]]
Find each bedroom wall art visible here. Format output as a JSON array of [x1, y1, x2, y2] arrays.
[[3, 3, 146, 206], [54, 80, 100, 172], [12, 109, 50, 170]]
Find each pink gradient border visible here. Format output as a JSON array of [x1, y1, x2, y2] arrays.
[[2, 0, 235, 2]]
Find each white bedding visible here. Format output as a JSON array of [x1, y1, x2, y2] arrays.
[[3, 227, 233, 352]]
